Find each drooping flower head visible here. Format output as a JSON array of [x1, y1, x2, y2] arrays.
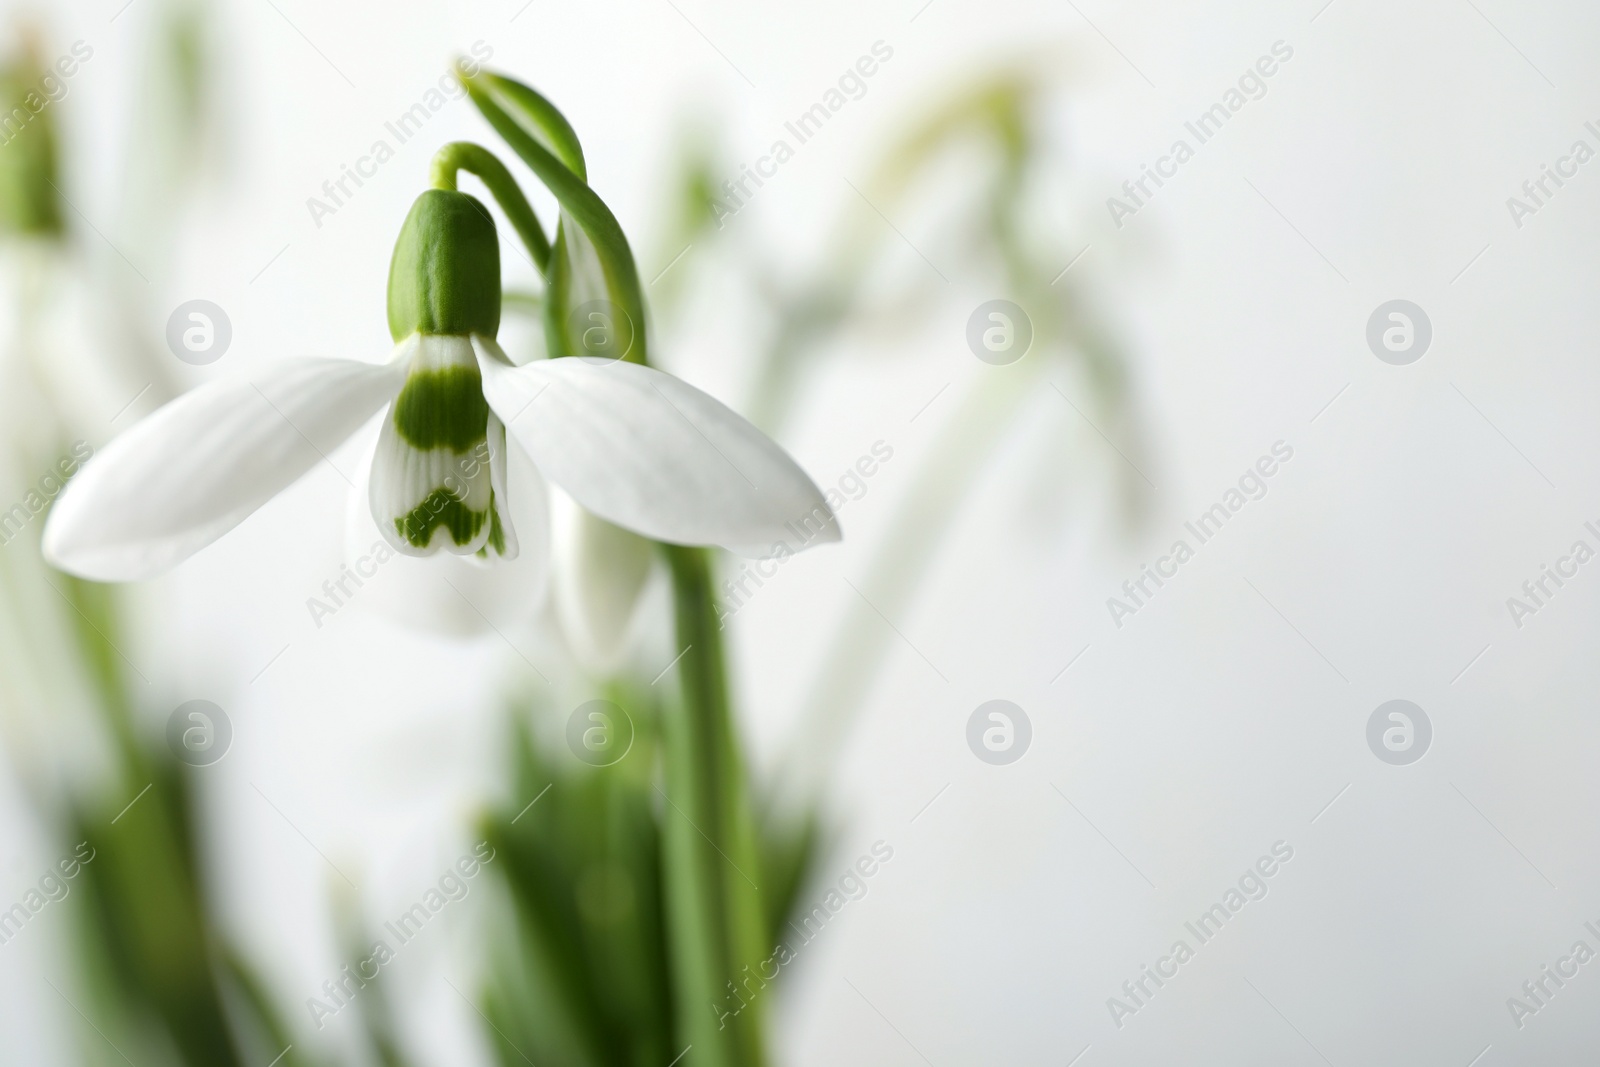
[[374, 187, 513, 559]]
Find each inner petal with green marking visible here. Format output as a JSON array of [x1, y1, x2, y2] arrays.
[[370, 334, 509, 556]]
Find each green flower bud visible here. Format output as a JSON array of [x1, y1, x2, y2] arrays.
[[386, 189, 500, 341]]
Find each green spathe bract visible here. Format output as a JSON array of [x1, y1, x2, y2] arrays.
[[462, 73, 648, 367], [386, 188, 501, 341]]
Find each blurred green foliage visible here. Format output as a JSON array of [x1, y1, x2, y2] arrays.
[[41, 578, 321, 1067], [476, 681, 820, 1067]]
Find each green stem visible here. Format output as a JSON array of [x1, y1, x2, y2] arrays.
[[659, 545, 768, 1067], [430, 141, 552, 276]]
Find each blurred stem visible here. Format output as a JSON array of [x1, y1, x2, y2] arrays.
[[503, 289, 543, 317], [743, 290, 850, 433], [659, 545, 767, 1067], [776, 357, 1043, 807]]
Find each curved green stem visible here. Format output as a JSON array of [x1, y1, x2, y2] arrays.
[[430, 140, 552, 276]]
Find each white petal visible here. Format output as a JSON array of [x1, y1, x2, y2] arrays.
[[474, 339, 839, 556], [549, 486, 654, 672], [43, 357, 405, 581], [344, 431, 550, 637]]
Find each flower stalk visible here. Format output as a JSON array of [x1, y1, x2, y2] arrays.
[[660, 544, 770, 1067], [429, 140, 551, 274], [465, 76, 781, 1064]]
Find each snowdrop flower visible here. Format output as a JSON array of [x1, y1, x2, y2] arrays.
[[43, 187, 839, 582]]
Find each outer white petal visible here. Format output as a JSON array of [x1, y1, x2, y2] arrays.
[[549, 486, 654, 672], [43, 358, 405, 581], [344, 433, 550, 636], [474, 339, 839, 557]]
